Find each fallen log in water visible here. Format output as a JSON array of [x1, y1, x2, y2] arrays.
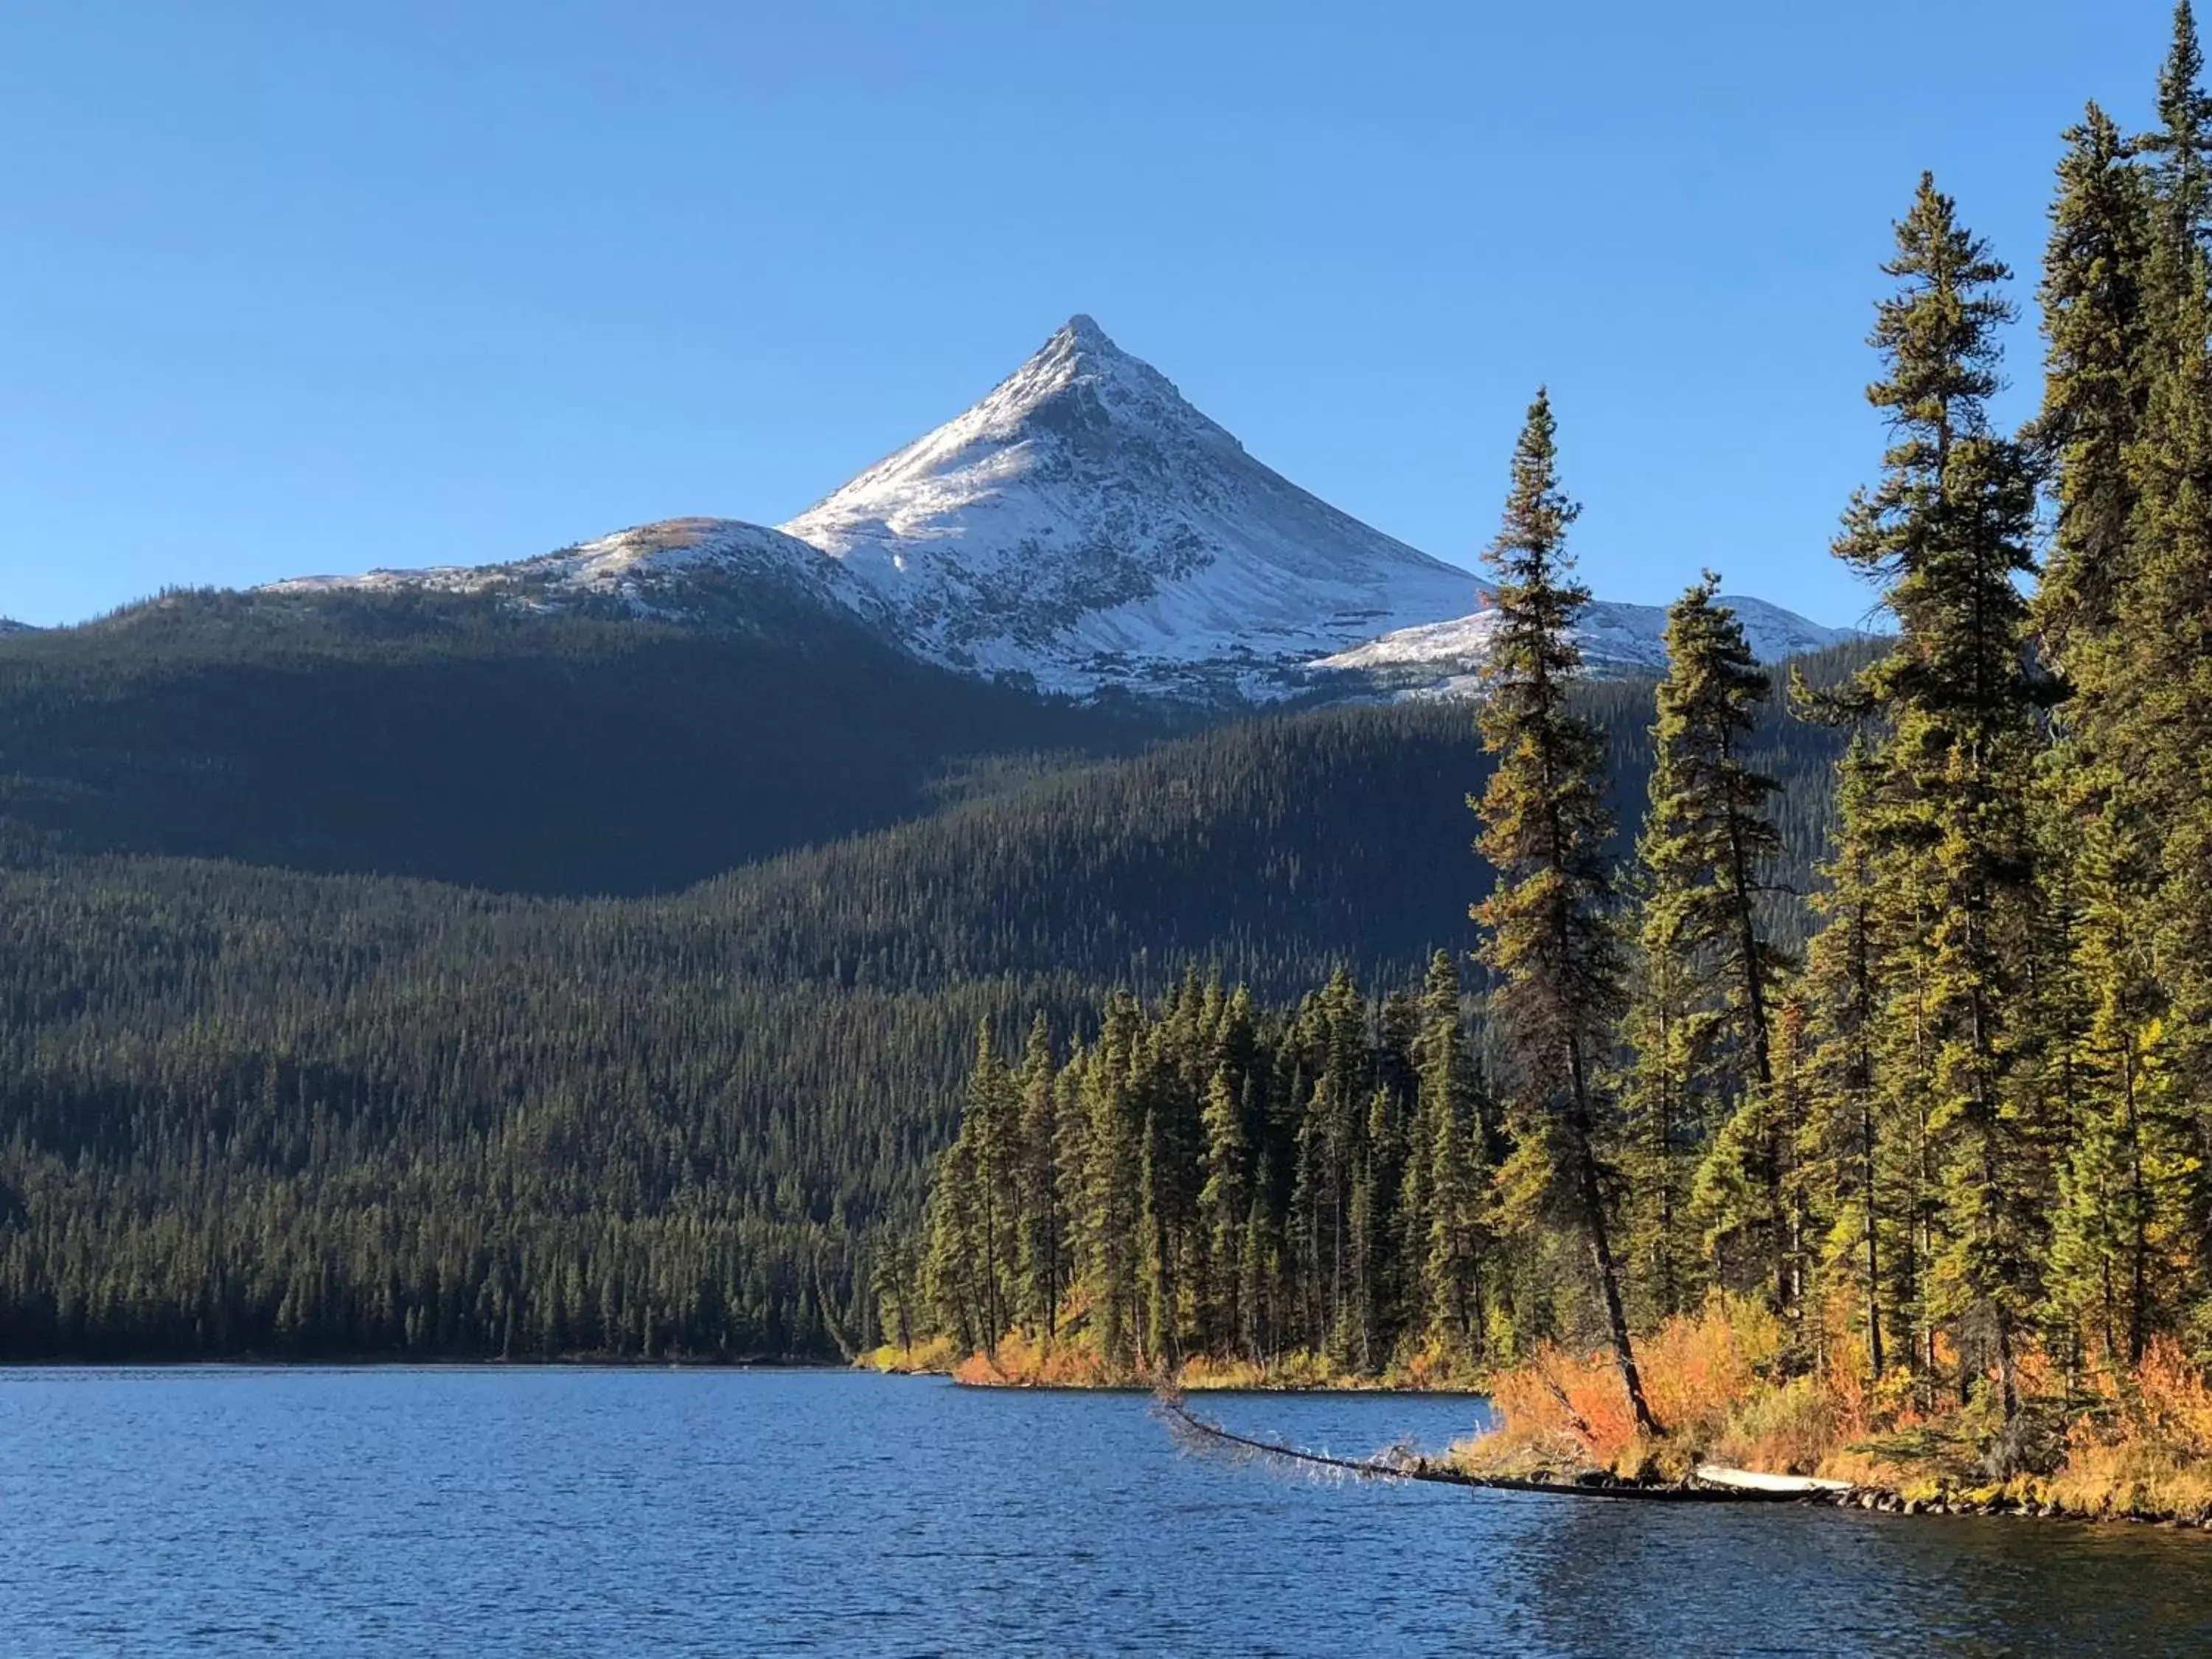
[[1158, 1395, 2212, 1524], [1692, 1462, 1855, 1496], [1157, 1392, 1846, 1504]]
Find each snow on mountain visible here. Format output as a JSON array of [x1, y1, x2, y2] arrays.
[[1312, 594, 1863, 699], [779, 315, 1485, 698], [256, 315, 1856, 703], [0, 619, 38, 636], [265, 518, 890, 631]]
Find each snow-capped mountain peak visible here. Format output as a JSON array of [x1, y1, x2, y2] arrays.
[[251, 313, 1857, 702], [778, 316, 1484, 696]]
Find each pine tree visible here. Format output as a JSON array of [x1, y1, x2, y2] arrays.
[[963, 1022, 1019, 1357], [919, 1130, 981, 1352], [1133, 1018, 1202, 1370], [2035, 103, 2153, 670], [870, 1234, 919, 1357], [1197, 1065, 1248, 1354], [1242, 1152, 1278, 1366], [1618, 846, 1709, 1321], [1472, 390, 1654, 1433], [1350, 1095, 1388, 1372], [2125, 226, 2212, 1273], [2145, 2, 2212, 257], [1014, 1012, 1065, 1338], [1795, 740, 1893, 1384], [1138, 1101, 1174, 1369], [1834, 176, 2046, 1418], [1399, 950, 1483, 1351], [2047, 801, 2199, 1371], [2027, 97, 2167, 1379], [1080, 998, 1144, 1369], [2047, 802, 2171, 1370], [1419, 956, 1487, 1354], [1624, 574, 1791, 1315]]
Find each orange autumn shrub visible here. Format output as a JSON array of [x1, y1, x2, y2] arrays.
[[951, 1328, 1134, 1387], [1449, 1349, 1600, 1476], [1457, 1295, 1785, 1475], [2133, 1337, 2212, 1453], [1633, 1294, 1779, 1443], [2040, 1338, 2212, 1519]]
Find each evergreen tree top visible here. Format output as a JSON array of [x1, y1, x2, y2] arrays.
[[1478, 389, 1590, 702], [2146, 1, 2212, 250], [1867, 175, 2015, 442], [1655, 573, 1769, 727], [2154, 1, 2211, 158]]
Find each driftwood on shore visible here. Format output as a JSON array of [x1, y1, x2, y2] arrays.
[[1156, 1394, 1838, 1504]]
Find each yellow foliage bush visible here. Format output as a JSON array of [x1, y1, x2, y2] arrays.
[[1715, 1377, 1835, 1476], [859, 1334, 963, 1375]]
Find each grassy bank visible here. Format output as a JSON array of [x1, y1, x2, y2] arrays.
[[858, 1329, 1486, 1393], [1445, 1298, 2212, 1526], [866, 1298, 2212, 1525]]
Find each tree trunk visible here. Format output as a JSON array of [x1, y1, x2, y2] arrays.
[[1861, 1087, 1884, 1382], [1568, 1036, 1658, 1435], [2124, 1046, 2149, 1368]]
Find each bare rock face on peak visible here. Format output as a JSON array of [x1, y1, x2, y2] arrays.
[[779, 316, 1486, 698]]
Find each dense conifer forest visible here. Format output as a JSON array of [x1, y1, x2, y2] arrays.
[[18, 21, 2212, 1484], [898, 12, 2212, 1504], [0, 631, 1854, 1360]]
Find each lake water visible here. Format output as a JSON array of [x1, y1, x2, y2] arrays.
[[3, 1368, 2208, 1656]]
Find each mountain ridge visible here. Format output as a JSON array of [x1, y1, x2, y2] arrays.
[[250, 316, 1857, 700]]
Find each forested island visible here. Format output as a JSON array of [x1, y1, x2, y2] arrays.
[[880, 11, 2212, 1523]]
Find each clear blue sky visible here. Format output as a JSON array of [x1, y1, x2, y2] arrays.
[[0, 1, 2183, 627]]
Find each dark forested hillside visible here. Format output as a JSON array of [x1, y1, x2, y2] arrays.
[[0, 588, 1164, 894], [0, 618, 1866, 1363], [676, 644, 1869, 1001]]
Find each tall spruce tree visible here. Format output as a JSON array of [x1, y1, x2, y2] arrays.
[[1080, 998, 1144, 1368], [919, 1127, 982, 1353], [2146, 1, 2212, 254], [1197, 1065, 1249, 1354], [2028, 99, 2162, 1377], [2124, 13, 2212, 1262], [2036, 103, 2153, 670], [965, 1022, 1019, 1356], [1408, 950, 1487, 1352], [1834, 176, 2045, 1418], [1015, 1012, 1065, 1338], [1795, 740, 1894, 1383], [1472, 391, 1655, 1433], [1623, 575, 1791, 1316]]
